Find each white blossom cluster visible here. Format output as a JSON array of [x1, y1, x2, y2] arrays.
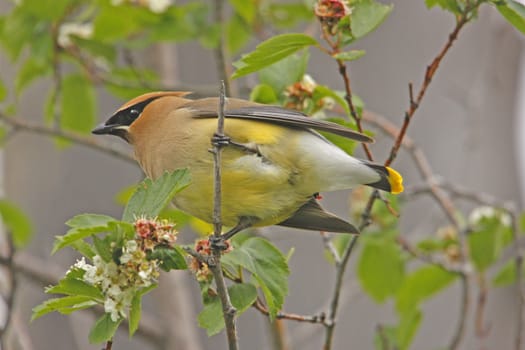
[[469, 206, 511, 227], [73, 239, 160, 322]]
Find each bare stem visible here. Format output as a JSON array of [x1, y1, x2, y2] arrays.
[[209, 81, 238, 350], [213, 0, 233, 97], [0, 113, 134, 164]]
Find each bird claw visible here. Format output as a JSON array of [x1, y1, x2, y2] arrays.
[[211, 133, 231, 147], [209, 235, 229, 251]]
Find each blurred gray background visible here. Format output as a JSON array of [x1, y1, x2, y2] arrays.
[[1, 1, 524, 349]]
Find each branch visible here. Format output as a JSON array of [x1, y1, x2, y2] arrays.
[[0, 113, 135, 164], [252, 298, 325, 324], [0, 234, 16, 349], [208, 81, 238, 350], [212, 0, 234, 97]]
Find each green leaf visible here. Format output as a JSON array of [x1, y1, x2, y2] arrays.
[[357, 236, 405, 302], [333, 50, 366, 61], [0, 78, 7, 102], [129, 293, 141, 336], [18, 0, 73, 21], [89, 313, 122, 344], [53, 215, 118, 254], [396, 265, 457, 314], [123, 168, 191, 222], [226, 14, 251, 54], [228, 0, 255, 24], [468, 216, 511, 272], [425, 0, 462, 13], [492, 260, 517, 287], [32, 295, 96, 320], [397, 309, 422, 350], [66, 214, 116, 228], [350, 0, 393, 40], [148, 245, 188, 271], [258, 51, 310, 95], [61, 73, 96, 135], [15, 57, 50, 94], [266, 3, 314, 28], [46, 272, 103, 300], [198, 283, 257, 335], [321, 118, 359, 156], [249, 84, 279, 104], [496, 0, 525, 35], [222, 237, 289, 319], [0, 199, 33, 248], [232, 33, 317, 79]]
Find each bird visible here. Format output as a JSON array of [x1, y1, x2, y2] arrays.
[[92, 91, 403, 239]]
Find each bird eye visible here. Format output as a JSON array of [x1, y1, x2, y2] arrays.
[[130, 109, 140, 116]]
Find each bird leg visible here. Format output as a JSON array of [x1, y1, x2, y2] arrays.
[[209, 216, 257, 250]]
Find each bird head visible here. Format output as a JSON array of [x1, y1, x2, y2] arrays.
[[92, 91, 190, 142]]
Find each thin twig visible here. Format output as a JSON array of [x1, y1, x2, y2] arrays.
[[208, 81, 238, 350], [449, 274, 470, 350], [0, 113, 134, 164], [252, 298, 325, 324], [474, 273, 490, 338], [213, 0, 232, 97], [0, 234, 16, 349], [104, 340, 113, 350], [320, 232, 341, 265]]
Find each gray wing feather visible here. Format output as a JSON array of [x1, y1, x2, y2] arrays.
[[193, 105, 373, 143]]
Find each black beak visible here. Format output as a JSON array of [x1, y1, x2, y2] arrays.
[[92, 123, 117, 135]]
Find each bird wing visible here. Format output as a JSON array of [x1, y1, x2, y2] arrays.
[[277, 198, 359, 234], [191, 104, 373, 143]]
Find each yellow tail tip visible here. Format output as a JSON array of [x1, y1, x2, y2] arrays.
[[386, 166, 404, 194]]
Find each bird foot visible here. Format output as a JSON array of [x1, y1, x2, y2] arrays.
[[211, 133, 231, 148], [208, 235, 230, 251]]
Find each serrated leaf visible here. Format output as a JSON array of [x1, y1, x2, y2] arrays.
[[53, 216, 118, 254], [351, 0, 393, 40], [32, 295, 96, 321], [148, 245, 188, 271], [258, 51, 310, 94], [198, 283, 257, 335], [123, 169, 190, 222], [61, 73, 96, 135], [357, 237, 405, 302], [396, 265, 456, 314], [46, 274, 103, 300], [232, 33, 317, 79], [66, 214, 116, 228], [496, 0, 525, 34], [333, 50, 366, 61], [222, 237, 289, 319], [89, 313, 122, 344], [425, 0, 462, 13], [492, 260, 517, 287], [0, 199, 33, 248]]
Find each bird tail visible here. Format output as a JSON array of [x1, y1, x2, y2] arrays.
[[364, 163, 404, 194]]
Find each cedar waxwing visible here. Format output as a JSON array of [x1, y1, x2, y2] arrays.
[[92, 91, 403, 237]]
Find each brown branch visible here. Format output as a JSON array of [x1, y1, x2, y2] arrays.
[[252, 299, 325, 324], [0, 113, 135, 164], [0, 234, 16, 349], [105, 340, 113, 350], [384, 3, 477, 167], [213, 0, 233, 97], [475, 273, 491, 338], [208, 81, 238, 350], [450, 274, 470, 350]]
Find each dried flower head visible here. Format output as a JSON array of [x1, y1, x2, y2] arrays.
[[315, 0, 351, 34]]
